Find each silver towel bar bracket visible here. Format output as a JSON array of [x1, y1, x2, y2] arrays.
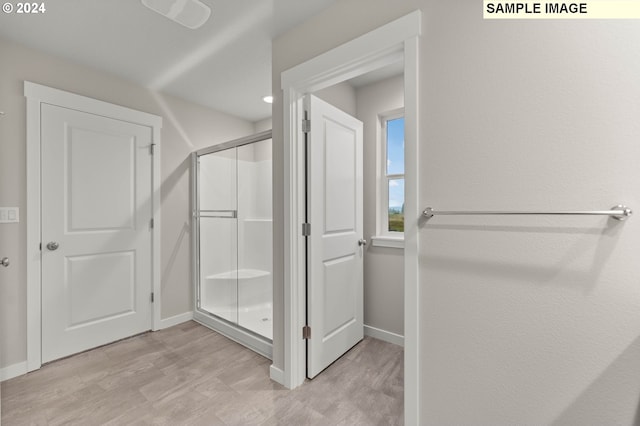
[[422, 205, 633, 221]]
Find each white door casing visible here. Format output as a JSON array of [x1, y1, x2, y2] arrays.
[[306, 95, 364, 378], [26, 82, 162, 371], [40, 104, 153, 363]]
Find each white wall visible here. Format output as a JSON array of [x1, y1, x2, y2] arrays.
[[356, 75, 404, 337], [273, 1, 640, 424], [0, 37, 254, 370], [254, 117, 273, 133], [314, 81, 357, 116]]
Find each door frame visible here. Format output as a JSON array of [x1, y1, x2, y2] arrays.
[[280, 10, 421, 424], [24, 82, 162, 371]]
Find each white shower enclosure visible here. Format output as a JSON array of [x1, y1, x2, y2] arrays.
[[192, 131, 273, 358]]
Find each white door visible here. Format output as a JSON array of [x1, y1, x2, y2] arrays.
[[41, 104, 153, 363], [306, 95, 364, 378]]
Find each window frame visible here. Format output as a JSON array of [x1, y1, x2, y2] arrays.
[[374, 108, 405, 246]]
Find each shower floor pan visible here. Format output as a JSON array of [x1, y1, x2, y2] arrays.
[[201, 269, 272, 340]]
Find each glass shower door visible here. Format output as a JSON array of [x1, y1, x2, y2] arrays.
[[197, 148, 238, 323], [237, 139, 273, 339], [192, 131, 273, 358]]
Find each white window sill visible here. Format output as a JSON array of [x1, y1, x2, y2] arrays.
[[370, 235, 404, 249]]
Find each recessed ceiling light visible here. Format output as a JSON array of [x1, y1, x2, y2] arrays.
[[262, 95, 273, 104], [141, 0, 211, 30]]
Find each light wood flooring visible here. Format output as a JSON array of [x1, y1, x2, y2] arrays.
[[1, 321, 403, 425]]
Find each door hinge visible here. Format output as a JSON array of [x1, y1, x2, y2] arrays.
[[302, 325, 311, 340], [151, 292, 155, 303], [39, 242, 42, 251], [149, 143, 156, 155], [149, 218, 154, 229], [302, 119, 311, 133], [302, 222, 311, 236]]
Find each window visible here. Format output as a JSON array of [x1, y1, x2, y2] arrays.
[[385, 115, 405, 233], [379, 111, 404, 238]]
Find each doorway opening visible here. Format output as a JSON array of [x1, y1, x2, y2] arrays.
[[303, 94, 365, 379], [303, 63, 406, 381], [279, 10, 421, 424]]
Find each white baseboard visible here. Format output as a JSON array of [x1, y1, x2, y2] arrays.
[[158, 311, 193, 330], [1, 361, 28, 382], [364, 324, 404, 347], [270, 364, 285, 386]]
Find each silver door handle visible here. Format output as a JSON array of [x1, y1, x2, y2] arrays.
[[46, 242, 59, 251], [1, 257, 9, 267], [358, 239, 367, 246]]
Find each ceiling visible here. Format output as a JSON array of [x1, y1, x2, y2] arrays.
[[0, 0, 341, 122]]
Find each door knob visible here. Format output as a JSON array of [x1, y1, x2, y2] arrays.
[[1, 257, 9, 267], [46, 242, 59, 251], [358, 239, 367, 246]]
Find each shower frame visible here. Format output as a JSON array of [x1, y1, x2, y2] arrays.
[[191, 130, 273, 359]]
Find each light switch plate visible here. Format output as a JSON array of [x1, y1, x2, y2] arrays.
[[0, 207, 19, 223]]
